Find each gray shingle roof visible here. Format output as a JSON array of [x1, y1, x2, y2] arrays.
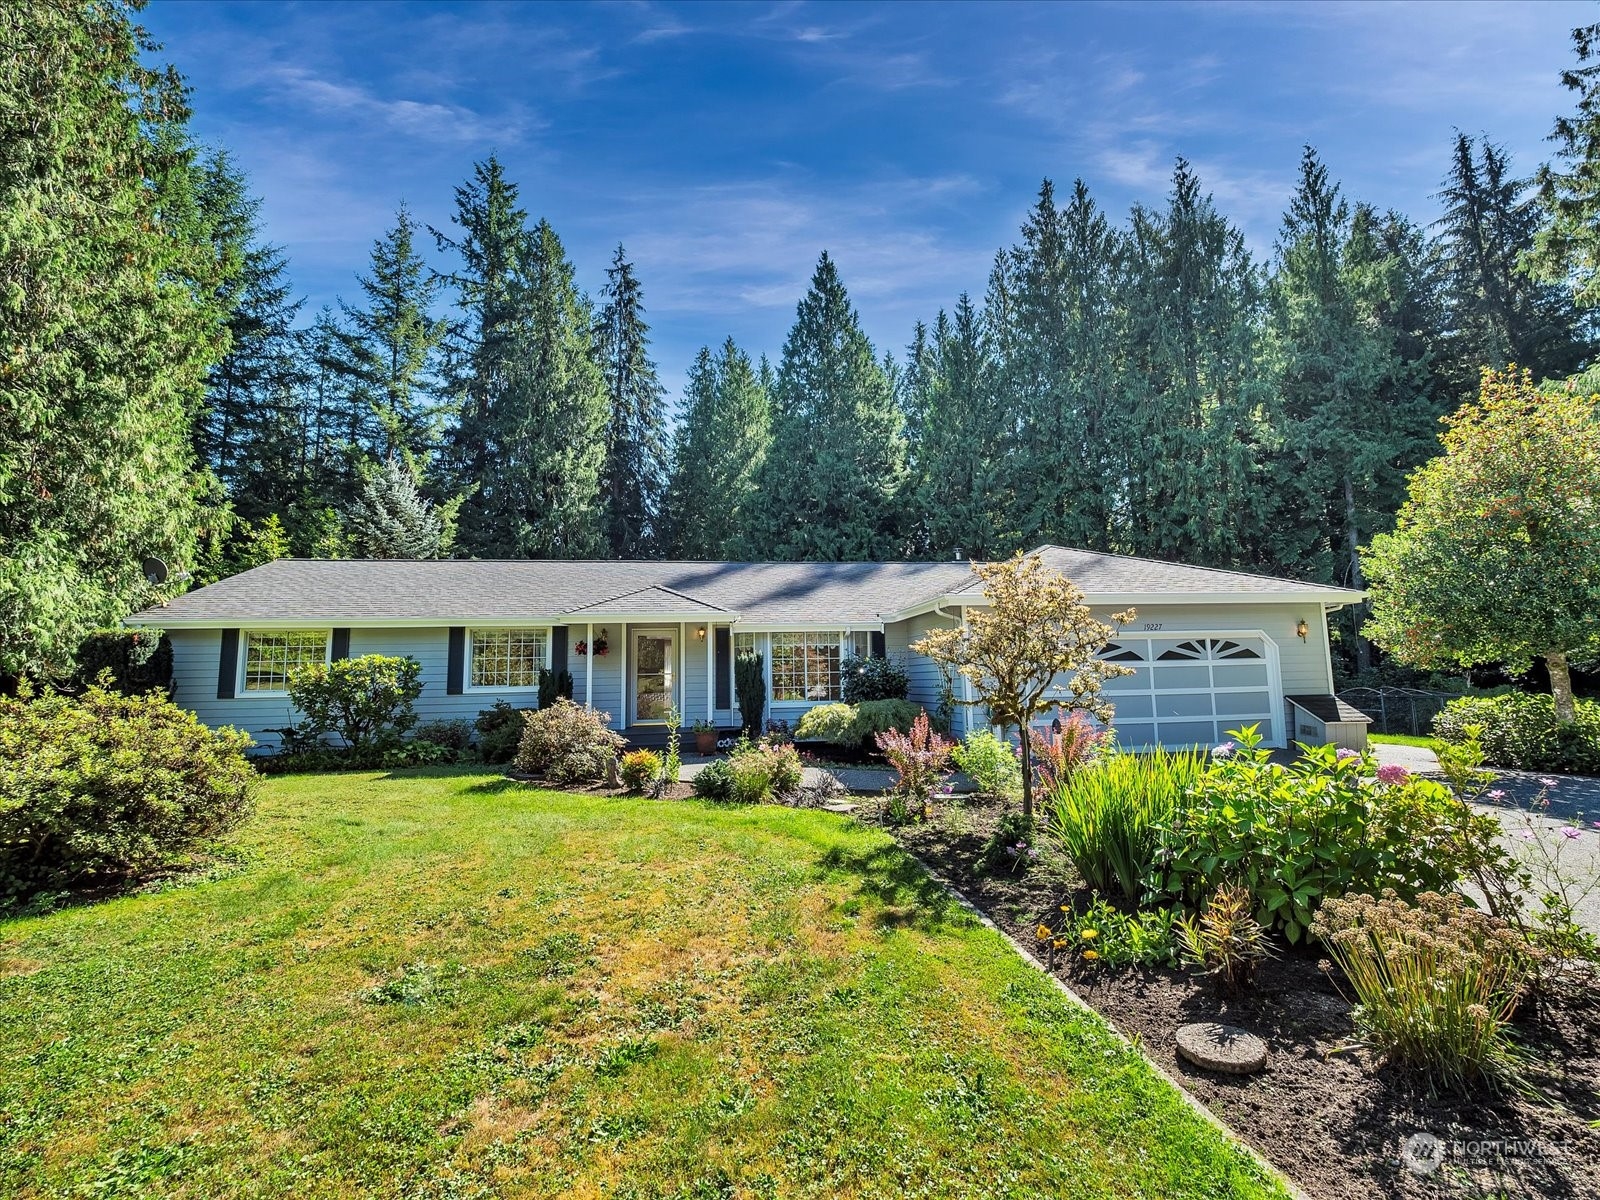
[[129, 545, 1360, 627]]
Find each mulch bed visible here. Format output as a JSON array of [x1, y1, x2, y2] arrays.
[[887, 795, 1600, 1200]]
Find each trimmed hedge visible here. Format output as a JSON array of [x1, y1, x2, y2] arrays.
[[1434, 692, 1600, 774], [0, 684, 255, 898], [795, 699, 920, 748]]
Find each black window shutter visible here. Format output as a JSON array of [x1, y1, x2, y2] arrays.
[[446, 627, 466, 694], [552, 626, 568, 677], [715, 627, 731, 709], [331, 628, 351, 661], [217, 629, 239, 699], [870, 631, 887, 659]]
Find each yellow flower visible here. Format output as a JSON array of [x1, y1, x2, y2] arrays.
[[1082, 949, 1100, 961], [1052, 939, 1066, 950], [1081, 929, 1099, 941], [1036, 924, 1053, 940], [1059, 905, 1070, 913]]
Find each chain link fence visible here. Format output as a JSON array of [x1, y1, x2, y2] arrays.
[[1335, 687, 1463, 737]]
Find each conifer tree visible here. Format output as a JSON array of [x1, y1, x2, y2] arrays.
[[1, 2, 230, 677], [596, 246, 669, 558], [343, 456, 457, 559], [662, 339, 771, 559], [1000, 180, 1124, 550], [739, 254, 906, 560], [902, 297, 1006, 559], [1119, 161, 1274, 569], [1436, 134, 1589, 386], [331, 204, 449, 463], [1531, 23, 1600, 307]]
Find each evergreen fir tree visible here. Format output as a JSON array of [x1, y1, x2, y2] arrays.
[[662, 339, 772, 559], [595, 245, 669, 558], [1119, 160, 1275, 570], [1, 2, 230, 676], [903, 297, 1006, 560], [330, 204, 449, 463], [343, 456, 457, 559], [1000, 180, 1125, 550], [739, 254, 906, 560], [1531, 23, 1600, 307], [1436, 133, 1589, 386]]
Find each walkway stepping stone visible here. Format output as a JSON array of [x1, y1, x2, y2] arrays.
[[1175, 1022, 1268, 1075]]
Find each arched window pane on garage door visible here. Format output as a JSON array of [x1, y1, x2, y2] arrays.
[[1094, 635, 1276, 748]]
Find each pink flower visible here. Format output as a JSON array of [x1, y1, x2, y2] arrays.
[[1539, 777, 1561, 788], [1376, 764, 1410, 785], [1336, 748, 1361, 761], [1561, 827, 1582, 840], [1518, 830, 1537, 841], [1212, 741, 1236, 759], [1487, 789, 1507, 800]]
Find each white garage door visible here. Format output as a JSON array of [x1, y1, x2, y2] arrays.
[[1093, 634, 1280, 749]]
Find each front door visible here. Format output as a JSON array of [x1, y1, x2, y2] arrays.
[[630, 628, 676, 724]]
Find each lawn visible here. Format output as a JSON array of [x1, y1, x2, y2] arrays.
[[1365, 732, 1440, 751], [0, 769, 1285, 1200]]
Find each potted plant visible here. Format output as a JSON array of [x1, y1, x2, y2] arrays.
[[692, 719, 718, 754]]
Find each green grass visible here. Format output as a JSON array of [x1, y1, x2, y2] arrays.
[[1367, 732, 1441, 751], [0, 769, 1288, 1199]]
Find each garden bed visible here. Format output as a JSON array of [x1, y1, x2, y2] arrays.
[[888, 794, 1600, 1200]]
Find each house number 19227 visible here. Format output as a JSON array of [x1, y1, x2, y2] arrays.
[[1143, 623, 1163, 631]]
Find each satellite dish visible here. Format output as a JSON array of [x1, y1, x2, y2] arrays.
[[142, 557, 170, 586]]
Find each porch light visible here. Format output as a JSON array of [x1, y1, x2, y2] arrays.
[[1296, 619, 1309, 642], [695, 626, 706, 640]]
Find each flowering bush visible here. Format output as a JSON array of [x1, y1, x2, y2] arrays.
[[1152, 726, 1468, 942], [951, 729, 1023, 799], [1312, 890, 1537, 1093], [1434, 692, 1600, 774], [875, 710, 953, 823], [977, 811, 1037, 875], [514, 700, 626, 784]]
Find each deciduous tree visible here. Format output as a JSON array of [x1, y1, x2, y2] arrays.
[[1363, 368, 1600, 723]]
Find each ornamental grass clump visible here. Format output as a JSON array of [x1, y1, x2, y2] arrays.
[[1047, 747, 1205, 904], [1311, 890, 1538, 1094]]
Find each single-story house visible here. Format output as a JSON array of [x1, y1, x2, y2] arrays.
[[125, 545, 1370, 753]]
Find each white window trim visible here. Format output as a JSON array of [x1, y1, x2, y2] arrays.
[[465, 626, 553, 693], [765, 629, 856, 705], [238, 629, 333, 698]]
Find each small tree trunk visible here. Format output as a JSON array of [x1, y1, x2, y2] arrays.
[[1343, 474, 1371, 675], [1018, 722, 1034, 823], [1548, 650, 1578, 725]]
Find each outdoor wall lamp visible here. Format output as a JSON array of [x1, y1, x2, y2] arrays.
[[1296, 619, 1309, 642], [695, 626, 707, 640]]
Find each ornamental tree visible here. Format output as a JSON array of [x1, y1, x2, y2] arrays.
[[1362, 368, 1600, 723], [912, 553, 1134, 821]]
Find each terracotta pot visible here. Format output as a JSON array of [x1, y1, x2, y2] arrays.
[[694, 731, 718, 754]]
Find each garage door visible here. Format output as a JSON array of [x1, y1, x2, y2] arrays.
[[1092, 634, 1280, 749]]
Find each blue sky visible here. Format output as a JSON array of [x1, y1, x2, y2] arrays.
[[143, 0, 1588, 402]]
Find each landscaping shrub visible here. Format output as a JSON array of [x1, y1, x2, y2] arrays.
[[412, 719, 474, 752], [726, 741, 803, 804], [795, 699, 920, 748], [380, 740, 457, 768], [841, 654, 910, 703], [1311, 890, 1537, 1093], [1035, 711, 1109, 792], [734, 651, 765, 736], [619, 749, 662, 792], [1175, 883, 1272, 996], [514, 699, 626, 784], [978, 811, 1037, 875], [1047, 747, 1204, 904], [951, 728, 1022, 799], [1155, 728, 1469, 942], [537, 667, 575, 710], [288, 654, 423, 755], [0, 683, 255, 898], [72, 629, 172, 696], [692, 758, 735, 801], [875, 710, 952, 822], [475, 701, 528, 764], [1433, 692, 1600, 774], [795, 703, 860, 745]]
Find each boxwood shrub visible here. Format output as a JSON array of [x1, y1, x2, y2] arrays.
[[1433, 692, 1600, 774], [0, 684, 256, 899]]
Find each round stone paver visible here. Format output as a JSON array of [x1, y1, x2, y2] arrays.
[[1175, 1022, 1268, 1075]]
